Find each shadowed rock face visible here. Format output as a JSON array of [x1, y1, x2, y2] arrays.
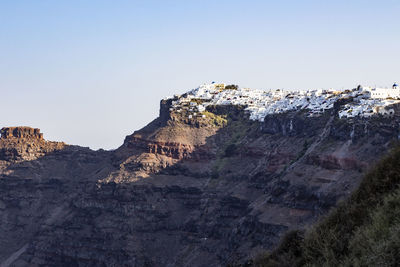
[[1, 101, 400, 267]]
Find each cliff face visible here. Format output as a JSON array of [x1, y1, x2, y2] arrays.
[[1, 127, 44, 140], [1, 101, 400, 267], [0, 127, 65, 162]]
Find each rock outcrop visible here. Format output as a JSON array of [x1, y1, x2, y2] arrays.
[[1, 101, 400, 267], [0, 127, 65, 162], [0, 127, 43, 140]]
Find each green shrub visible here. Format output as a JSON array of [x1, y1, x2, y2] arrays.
[[344, 188, 400, 266]]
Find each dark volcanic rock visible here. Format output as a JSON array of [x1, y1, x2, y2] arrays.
[[1, 103, 400, 266], [261, 111, 329, 137]]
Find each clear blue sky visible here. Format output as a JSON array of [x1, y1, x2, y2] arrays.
[[1, 0, 399, 149]]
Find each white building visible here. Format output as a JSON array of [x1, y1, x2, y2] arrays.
[[167, 82, 400, 121], [197, 105, 205, 112], [369, 87, 400, 99]]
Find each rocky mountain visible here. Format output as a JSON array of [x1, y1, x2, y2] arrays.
[[1, 90, 400, 266]]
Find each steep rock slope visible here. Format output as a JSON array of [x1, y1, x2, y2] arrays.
[[1, 99, 400, 266], [252, 145, 400, 267]]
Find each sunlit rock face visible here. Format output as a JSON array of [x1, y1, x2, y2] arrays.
[[1, 90, 400, 266], [0, 127, 43, 140], [0, 127, 65, 162]]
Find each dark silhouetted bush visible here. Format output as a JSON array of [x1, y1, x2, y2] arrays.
[[225, 84, 239, 90]]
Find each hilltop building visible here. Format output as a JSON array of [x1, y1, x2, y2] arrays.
[[370, 86, 400, 99]]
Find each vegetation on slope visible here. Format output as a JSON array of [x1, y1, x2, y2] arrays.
[[252, 144, 400, 267], [201, 110, 228, 127]]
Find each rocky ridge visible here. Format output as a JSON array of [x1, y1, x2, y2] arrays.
[[1, 87, 400, 266]]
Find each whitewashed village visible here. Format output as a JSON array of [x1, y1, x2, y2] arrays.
[[165, 82, 400, 122]]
